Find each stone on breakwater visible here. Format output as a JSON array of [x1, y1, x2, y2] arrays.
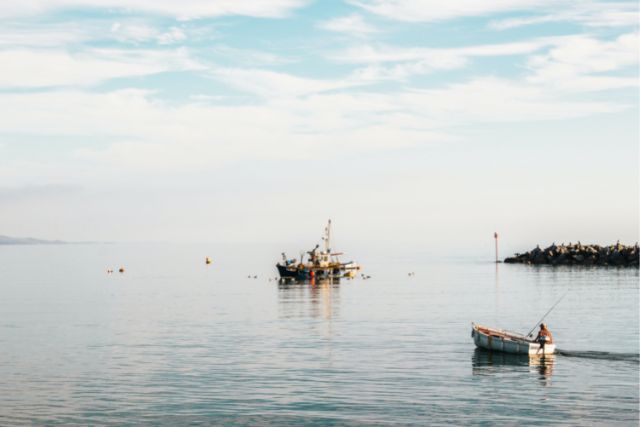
[[504, 242, 639, 267]]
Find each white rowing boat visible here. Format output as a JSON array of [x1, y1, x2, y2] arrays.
[[471, 323, 555, 355]]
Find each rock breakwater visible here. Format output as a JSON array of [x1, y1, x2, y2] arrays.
[[504, 242, 639, 267]]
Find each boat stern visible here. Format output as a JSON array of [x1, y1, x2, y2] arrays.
[[528, 343, 556, 356]]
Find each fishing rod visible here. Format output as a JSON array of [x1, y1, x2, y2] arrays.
[[526, 292, 568, 338]]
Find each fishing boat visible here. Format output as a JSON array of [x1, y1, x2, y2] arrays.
[[276, 220, 360, 280], [471, 323, 556, 356]]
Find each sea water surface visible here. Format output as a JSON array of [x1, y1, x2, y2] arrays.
[[0, 243, 638, 425]]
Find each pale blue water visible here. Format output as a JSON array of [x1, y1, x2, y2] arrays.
[[0, 244, 638, 425]]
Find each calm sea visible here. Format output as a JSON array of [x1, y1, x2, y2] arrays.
[[0, 243, 638, 425]]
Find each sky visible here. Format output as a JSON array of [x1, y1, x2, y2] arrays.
[[0, 0, 638, 254]]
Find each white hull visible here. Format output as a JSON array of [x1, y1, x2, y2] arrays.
[[472, 323, 555, 356]]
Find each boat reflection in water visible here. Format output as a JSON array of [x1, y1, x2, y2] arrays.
[[278, 278, 341, 320], [472, 348, 555, 386]]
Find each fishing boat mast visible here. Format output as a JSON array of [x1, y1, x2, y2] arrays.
[[324, 219, 331, 254]]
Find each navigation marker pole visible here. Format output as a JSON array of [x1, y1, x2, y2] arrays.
[[494, 232, 499, 263]]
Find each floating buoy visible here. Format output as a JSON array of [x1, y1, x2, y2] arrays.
[[205, 257, 212, 265], [118, 267, 125, 273]]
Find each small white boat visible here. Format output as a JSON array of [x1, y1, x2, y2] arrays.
[[471, 323, 555, 356]]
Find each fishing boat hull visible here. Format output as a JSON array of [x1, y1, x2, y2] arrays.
[[471, 323, 555, 356], [276, 263, 352, 280], [277, 264, 299, 278]]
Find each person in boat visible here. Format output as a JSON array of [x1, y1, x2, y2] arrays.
[[308, 244, 319, 265], [534, 323, 553, 348]]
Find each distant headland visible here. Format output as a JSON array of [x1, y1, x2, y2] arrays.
[[0, 235, 67, 245], [505, 242, 639, 267]]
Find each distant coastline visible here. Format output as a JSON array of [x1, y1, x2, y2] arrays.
[[505, 242, 639, 267], [0, 235, 68, 245]]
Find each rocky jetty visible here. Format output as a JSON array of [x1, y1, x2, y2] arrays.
[[504, 242, 639, 267]]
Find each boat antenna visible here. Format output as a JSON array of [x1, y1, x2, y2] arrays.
[[525, 292, 568, 338]]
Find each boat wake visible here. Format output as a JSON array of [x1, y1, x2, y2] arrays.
[[556, 349, 639, 363]]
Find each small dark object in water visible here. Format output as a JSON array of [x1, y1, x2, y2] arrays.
[[118, 267, 125, 273]]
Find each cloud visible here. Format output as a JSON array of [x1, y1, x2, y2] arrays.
[[489, 2, 639, 30], [211, 46, 295, 67], [403, 77, 626, 125], [110, 22, 159, 43], [331, 40, 555, 64], [0, 24, 92, 48], [0, 0, 310, 19], [210, 68, 360, 97], [157, 27, 187, 45], [0, 20, 189, 49], [328, 33, 639, 90], [317, 14, 379, 37], [526, 32, 639, 91], [348, 0, 550, 22], [0, 88, 452, 184], [349, 0, 638, 31], [109, 22, 188, 44], [0, 78, 625, 161], [329, 39, 556, 81], [348, 60, 463, 82], [0, 47, 203, 88]]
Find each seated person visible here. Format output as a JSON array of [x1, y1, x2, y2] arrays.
[[535, 323, 553, 347]]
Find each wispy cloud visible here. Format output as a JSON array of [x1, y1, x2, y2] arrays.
[[211, 46, 296, 67], [0, 0, 311, 19], [349, 0, 638, 31], [157, 27, 187, 45], [0, 24, 93, 48], [0, 20, 189, 48], [209, 67, 360, 97], [109, 22, 159, 43], [0, 79, 625, 168], [329, 39, 556, 80], [317, 14, 379, 37], [348, 0, 550, 22], [331, 39, 559, 65], [526, 32, 639, 91], [329, 33, 639, 90], [0, 47, 203, 88], [489, 2, 638, 30], [109, 22, 188, 45], [402, 77, 627, 124]]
